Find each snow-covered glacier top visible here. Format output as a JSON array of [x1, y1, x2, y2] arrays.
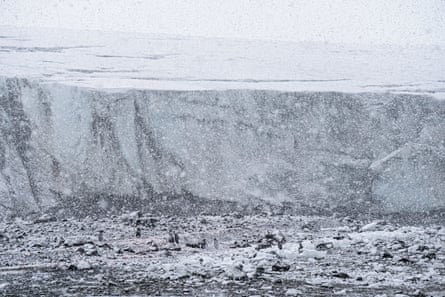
[[1, 26, 445, 97]]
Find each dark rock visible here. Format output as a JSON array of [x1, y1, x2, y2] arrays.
[[333, 234, 345, 240], [417, 245, 429, 252], [254, 266, 265, 277], [85, 249, 99, 256], [423, 252, 436, 260], [64, 238, 95, 247], [390, 239, 407, 250], [316, 242, 334, 251], [272, 263, 290, 272], [186, 239, 207, 249], [97, 242, 112, 249], [233, 213, 243, 219], [255, 232, 286, 250], [382, 250, 393, 259], [31, 242, 47, 248], [398, 257, 414, 264], [162, 245, 181, 252], [302, 222, 319, 231], [123, 247, 135, 253], [231, 240, 251, 249], [33, 215, 57, 224], [332, 272, 350, 279]]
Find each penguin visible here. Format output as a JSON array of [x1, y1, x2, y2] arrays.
[[174, 232, 179, 244], [168, 231, 175, 243], [136, 227, 141, 238], [168, 230, 180, 244], [213, 238, 219, 249], [199, 238, 207, 249], [135, 211, 142, 226]]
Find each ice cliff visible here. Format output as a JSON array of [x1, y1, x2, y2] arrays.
[[0, 27, 444, 216], [1, 77, 444, 216]]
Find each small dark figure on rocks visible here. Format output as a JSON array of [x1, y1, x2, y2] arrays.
[[168, 230, 180, 245], [136, 227, 141, 238], [56, 237, 65, 248], [213, 238, 219, 249], [199, 238, 207, 249], [98, 230, 104, 242], [135, 211, 142, 226]]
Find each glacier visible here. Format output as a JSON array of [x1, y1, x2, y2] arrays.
[[0, 27, 444, 217]]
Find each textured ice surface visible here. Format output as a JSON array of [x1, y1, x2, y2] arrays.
[[1, 26, 445, 97], [0, 26, 444, 216]]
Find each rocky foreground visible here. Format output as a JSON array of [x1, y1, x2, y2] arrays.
[[0, 213, 444, 296]]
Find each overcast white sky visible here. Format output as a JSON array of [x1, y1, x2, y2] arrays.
[[1, 0, 444, 45]]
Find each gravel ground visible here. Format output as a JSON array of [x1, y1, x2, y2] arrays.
[[0, 213, 444, 296]]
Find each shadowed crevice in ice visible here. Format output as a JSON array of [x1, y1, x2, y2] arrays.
[[130, 77, 352, 83], [0, 78, 40, 213], [0, 45, 100, 53], [94, 54, 177, 60]]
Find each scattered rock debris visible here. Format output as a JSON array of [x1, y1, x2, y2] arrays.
[[0, 213, 444, 296]]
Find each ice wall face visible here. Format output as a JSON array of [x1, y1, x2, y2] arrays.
[[0, 77, 444, 216]]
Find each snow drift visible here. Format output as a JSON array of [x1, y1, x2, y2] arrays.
[[1, 76, 444, 216]]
